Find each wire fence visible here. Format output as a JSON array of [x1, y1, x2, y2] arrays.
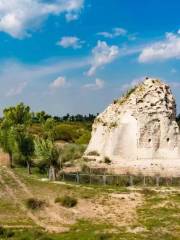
[[58, 172, 180, 187]]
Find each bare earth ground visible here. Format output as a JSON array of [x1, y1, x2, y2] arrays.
[[0, 166, 142, 232], [0, 166, 180, 239]]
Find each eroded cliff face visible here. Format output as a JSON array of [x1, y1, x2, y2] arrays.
[[85, 78, 180, 166]]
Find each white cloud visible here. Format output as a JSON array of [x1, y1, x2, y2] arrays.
[[0, 0, 84, 39], [87, 41, 119, 76], [57, 36, 84, 49], [139, 31, 180, 63], [6, 81, 27, 97], [0, 57, 89, 99], [97, 27, 127, 39], [83, 78, 105, 90], [49, 76, 66, 89]]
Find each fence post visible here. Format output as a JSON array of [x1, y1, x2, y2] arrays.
[[143, 176, 146, 186], [76, 172, 80, 184], [103, 173, 106, 185], [116, 175, 119, 186], [129, 175, 133, 186], [90, 168, 92, 185], [156, 176, 160, 187]]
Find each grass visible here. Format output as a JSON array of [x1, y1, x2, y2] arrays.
[[1, 167, 180, 239]]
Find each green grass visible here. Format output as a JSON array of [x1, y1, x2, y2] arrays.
[[1, 167, 180, 239]]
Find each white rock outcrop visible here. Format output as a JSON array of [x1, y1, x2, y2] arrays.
[[84, 78, 180, 177]]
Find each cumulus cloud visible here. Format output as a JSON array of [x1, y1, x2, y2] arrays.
[[97, 27, 127, 39], [0, 0, 84, 38], [57, 36, 84, 49], [87, 41, 119, 76], [49, 76, 67, 89], [139, 31, 180, 63], [83, 78, 105, 90], [6, 81, 27, 97]]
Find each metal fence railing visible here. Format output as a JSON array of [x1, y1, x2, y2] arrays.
[[58, 172, 180, 187]]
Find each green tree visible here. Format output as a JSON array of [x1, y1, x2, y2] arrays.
[[0, 123, 17, 167], [0, 103, 33, 168], [34, 138, 60, 180], [42, 118, 56, 140], [35, 111, 51, 123], [3, 103, 32, 126], [14, 126, 34, 174]]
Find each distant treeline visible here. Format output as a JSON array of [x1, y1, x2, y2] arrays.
[[32, 111, 98, 123]]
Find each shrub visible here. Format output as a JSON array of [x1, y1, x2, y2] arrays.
[[87, 151, 100, 156], [104, 157, 111, 164], [54, 124, 79, 142], [0, 226, 14, 238], [75, 131, 91, 144], [55, 196, 77, 208], [141, 188, 157, 196], [25, 198, 46, 210], [61, 144, 86, 163]]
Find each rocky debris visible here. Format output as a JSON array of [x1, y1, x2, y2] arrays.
[[84, 78, 180, 177]]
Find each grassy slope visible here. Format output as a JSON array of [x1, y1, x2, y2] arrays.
[[0, 167, 180, 239]]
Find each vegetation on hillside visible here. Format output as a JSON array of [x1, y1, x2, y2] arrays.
[[0, 103, 94, 179]]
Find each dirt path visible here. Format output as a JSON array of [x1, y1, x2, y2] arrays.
[[0, 173, 46, 230], [0, 167, 69, 232]]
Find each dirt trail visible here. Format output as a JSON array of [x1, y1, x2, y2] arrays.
[[0, 173, 45, 230], [0, 167, 69, 232]]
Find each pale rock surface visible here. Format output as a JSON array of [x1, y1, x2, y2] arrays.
[[84, 78, 180, 177]]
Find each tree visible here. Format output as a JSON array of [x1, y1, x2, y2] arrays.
[[0, 103, 33, 168], [34, 138, 60, 180], [3, 103, 32, 126], [35, 111, 51, 123], [0, 123, 17, 167], [42, 118, 57, 140], [14, 126, 34, 174]]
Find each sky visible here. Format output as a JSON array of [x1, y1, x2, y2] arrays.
[[0, 0, 180, 116]]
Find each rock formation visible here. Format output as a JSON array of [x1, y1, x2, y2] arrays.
[[84, 78, 180, 177]]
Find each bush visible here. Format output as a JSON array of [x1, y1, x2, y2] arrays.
[[104, 157, 111, 164], [87, 151, 100, 156], [61, 144, 86, 164], [75, 131, 91, 144], [54, 124, 79, 142], [0, 226, 14, 238], [141, 188, 157, 196], [55, 195, 77, 208], [25, 198, 46, 210]]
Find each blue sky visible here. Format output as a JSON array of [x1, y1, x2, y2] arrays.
[[0, 0, 180, 116]]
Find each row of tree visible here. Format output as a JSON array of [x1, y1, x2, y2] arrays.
[[32, 112, 97, 123], [0, 103, 61, 180]]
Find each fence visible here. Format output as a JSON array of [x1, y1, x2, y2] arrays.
[[58, 172, 180, 187]]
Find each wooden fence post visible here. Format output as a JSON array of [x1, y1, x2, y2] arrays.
[[129, 176, 133, 186], [156, 176, 160, 187], [103, 174, 106, 185], [90, 168, 92, 185], [143, 176, 146, 186], [76, 172, 80, 184]]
